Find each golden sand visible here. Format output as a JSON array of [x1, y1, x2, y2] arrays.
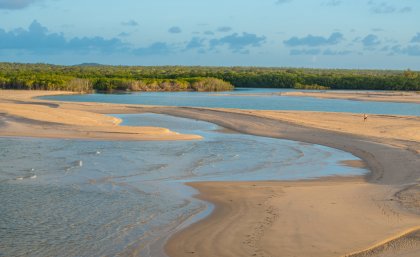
[[0, 90, 201, 141], [279, 90, 420, 104]]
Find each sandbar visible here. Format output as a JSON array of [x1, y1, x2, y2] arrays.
[[210, 90, 420, 104], [279, 90, 420, 104], [0, 90, 201, 141]]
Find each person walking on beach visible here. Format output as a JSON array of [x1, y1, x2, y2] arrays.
[[363, 114, 368, 122]]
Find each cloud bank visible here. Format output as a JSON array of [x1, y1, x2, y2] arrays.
[[0, 20, 126, 53], [284, 32, 343, 47], [411, 33, 420, 43], [368, 1, 412, 14], [361, 34, 381, 47], [168, 26, 182, 34], [121, 20, 139, 27], [276, 0, 292, 5], [210, 32, 266, 53], [0, 21, 266, 57], [0, 0, 39, 9]]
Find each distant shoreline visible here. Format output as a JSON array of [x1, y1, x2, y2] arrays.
[[278, 90, 420, 104], [210, 89, 420, 104], [2, 63, 420, 91]]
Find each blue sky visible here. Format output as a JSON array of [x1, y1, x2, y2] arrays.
[[0, 0, 419, 69]]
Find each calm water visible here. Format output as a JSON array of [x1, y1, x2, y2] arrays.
[[41, 88, 420, 116], [0, 114, 367, 257]]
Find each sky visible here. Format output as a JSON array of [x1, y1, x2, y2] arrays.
[[0, 0, 419, 69]]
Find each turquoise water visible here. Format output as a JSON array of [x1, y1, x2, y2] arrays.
[[0, 114, 367, 257], [41, 88, 420, 116]]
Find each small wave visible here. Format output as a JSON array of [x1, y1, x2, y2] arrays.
[[15, 174, 37, 181], [65, 160, 83, 171], [85, 151, 101, 155]]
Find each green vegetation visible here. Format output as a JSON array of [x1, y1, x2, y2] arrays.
[[91, 77, 233, 92], [1, 62, 419, 92], [293, 83, 330, 90]]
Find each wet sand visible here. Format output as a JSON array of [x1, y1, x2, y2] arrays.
[[1, 89, 419, 256], [211, 90, 420, 104], [210, 109, 420, 153], [279, 91, 420, 104]]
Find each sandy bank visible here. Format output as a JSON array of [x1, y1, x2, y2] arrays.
[[144, 107, 419, 257], [210, 90, 420, 103], [0, 90, 201, 141], [166, 180, 420, 257], [214, 109, 420, 153], [279, 91, 420, 104]]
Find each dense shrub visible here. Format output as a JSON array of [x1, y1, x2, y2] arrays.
[[0, 62, 419, 91]]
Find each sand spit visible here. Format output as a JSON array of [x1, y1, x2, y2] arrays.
[[210, 90, 420, 103], [211, 109, 420, 153], [0, 90, 201, 141], [279, 91, 420, 104]]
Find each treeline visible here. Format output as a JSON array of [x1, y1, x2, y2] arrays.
[[293, 83, 330, 90], [92, 77, 233, 92], [0, 76, 233, 92], [0, 75, 92, 92], [1, 62, 419, 92]]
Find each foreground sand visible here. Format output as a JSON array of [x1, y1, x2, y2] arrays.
[[1, 90, 419, 256], [166, 180, 420, 257]]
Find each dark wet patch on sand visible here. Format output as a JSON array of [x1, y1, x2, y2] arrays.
[[340, 160, 367, 169]]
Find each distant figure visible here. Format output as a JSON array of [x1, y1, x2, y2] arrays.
[[363, 114, 368, 122]]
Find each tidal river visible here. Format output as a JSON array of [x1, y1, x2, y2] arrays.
[[0, 113, 367, 257]]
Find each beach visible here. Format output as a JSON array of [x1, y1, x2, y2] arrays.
[[1, 89, 419, 257], [166, 180, 420, 257], [0, 90, 201, 141], [278, 91, 420, 104]]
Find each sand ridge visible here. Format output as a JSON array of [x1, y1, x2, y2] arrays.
[[278, 91, 420, 104]]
